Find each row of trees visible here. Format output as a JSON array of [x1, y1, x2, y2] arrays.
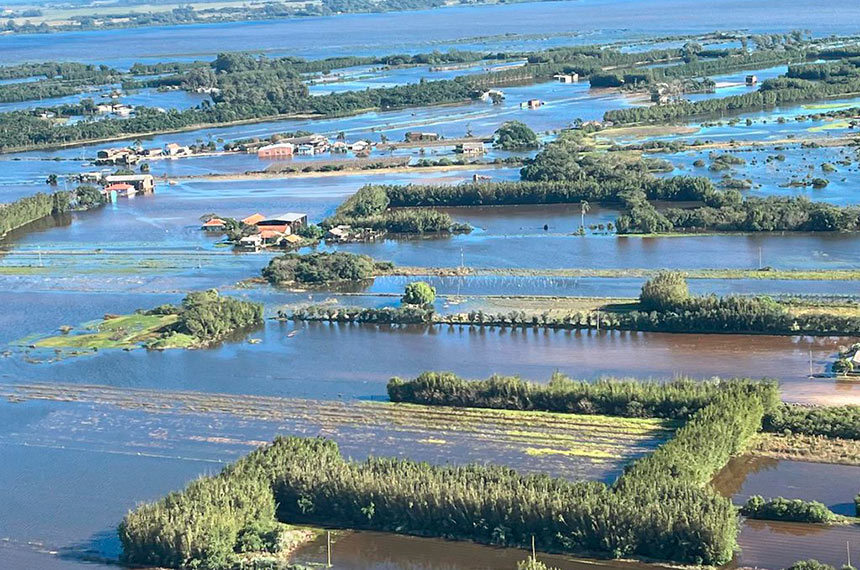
[[740, 496, 837, 523], [0, 187, 106, 237], [762, 403, 860, 440], [290, 304, 436, 324], [387, 372, 777, 419], [604, 57, 860, 124], [662, 196, 860, 232], [289, 271, 860, 336], [120, 377, 776, 568], [322, 185, 471, 234]]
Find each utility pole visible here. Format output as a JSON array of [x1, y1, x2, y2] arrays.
[[758, 246, 762, 269], [326, 530, 332, 568], [809, 349, 813, 377], [531, 535, 536, 561], [847, 540, 851, 568]]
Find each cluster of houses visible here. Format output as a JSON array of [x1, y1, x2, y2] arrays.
[[256, 134, 343, 158], [203, 212, 309, 251], [95, 143, 192, 166], [95, 102, 135, 117]]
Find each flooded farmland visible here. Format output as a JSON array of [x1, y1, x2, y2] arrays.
[[3, 2, 860, 569]]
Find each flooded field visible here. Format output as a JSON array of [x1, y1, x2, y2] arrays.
[[4, 0, 859, 67], [713, 456, 860, 516], [2, 316, 857, 405], [0, 389, 670, 569], [734, 520, 859, 569], [4, 3, 860, 570]]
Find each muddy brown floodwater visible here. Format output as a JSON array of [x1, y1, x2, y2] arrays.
[[713, 456, 860, 516], [291, 530, 656, 570]]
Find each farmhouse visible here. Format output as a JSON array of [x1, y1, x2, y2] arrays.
[[241, 213, 266, 226], [96, 148, 138, 166], [202, 218, 227, 230], [257, 213, 308, 234], [460, 142, 485, 155], [104, 174, 155, 193]]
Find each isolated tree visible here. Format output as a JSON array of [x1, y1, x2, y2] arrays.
[[494, 121, 539, 150], [580, 200, 590, 229], [402, 281, 436, 306], [639, 271, 689, 310]]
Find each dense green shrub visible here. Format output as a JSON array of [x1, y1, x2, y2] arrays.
[[402, 282, 436, 306], [494, 121, 539, 150], [740, 496, 837, 523], [639, 271, 690, 310], [120, 376, 775, 569], [175, 290, 263, 341], [0, 191, 69, 235], [762, 404, 860, 440], [262, 252, 389, 284]]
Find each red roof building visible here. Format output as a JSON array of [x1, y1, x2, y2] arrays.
[[242, 213, 265, 226]]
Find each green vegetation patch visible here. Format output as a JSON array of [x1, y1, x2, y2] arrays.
[[24, 290, 262, 353], [34, 314, 179, 349]]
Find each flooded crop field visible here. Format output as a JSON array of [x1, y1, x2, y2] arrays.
[[2, 317, 857, 405], [3, 2, 860, 569], [0, 387, 671, 567]]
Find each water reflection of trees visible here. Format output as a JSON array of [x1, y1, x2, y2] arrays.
[[711, 455, 779, 498]]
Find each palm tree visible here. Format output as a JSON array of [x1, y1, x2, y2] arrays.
[[580, 200, 590, 230]]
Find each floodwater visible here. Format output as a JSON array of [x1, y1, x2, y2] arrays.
[[3, 0, 860, 66], [0, 391, 668, 569], [2, 317, 857, 405], [4, 3, 860, 570], [713, 456, 860, 516], [734, 520, 860, 569]]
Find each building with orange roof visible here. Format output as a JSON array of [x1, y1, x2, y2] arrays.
[[242, 213, 265, 226], [202, 218, 226, 230]]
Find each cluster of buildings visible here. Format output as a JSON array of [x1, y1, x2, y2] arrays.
[[95, 103, 135, 117], [203, 212, 309, 251], [95, 143, 193, 165], [255, 134, 334, 158], [98, 174, 156, 199]]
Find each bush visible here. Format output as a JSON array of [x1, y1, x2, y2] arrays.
[[262, 252, 384, 284], [494, 121, 539, 150], [402, 281, 436, 306], [740, 495, 837, 523], [177, 290, 263, 341], [639, 271, 690, 310]]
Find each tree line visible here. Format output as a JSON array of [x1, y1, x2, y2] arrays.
[[604, 55, 860, 124], [388, 372, 777, 419], [0, 187, 106, 237]]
